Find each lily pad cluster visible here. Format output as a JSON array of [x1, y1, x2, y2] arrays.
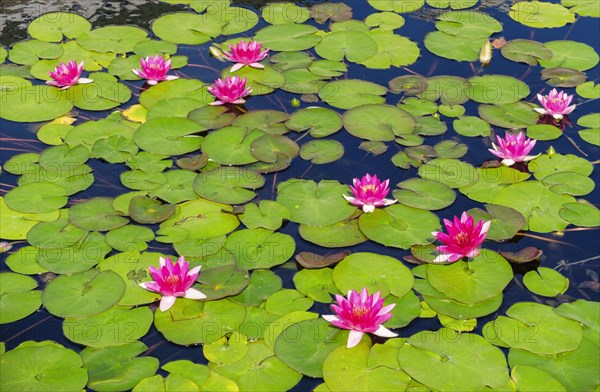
[[1, 1, 599, 391]]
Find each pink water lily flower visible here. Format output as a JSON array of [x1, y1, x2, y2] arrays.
[[323, 288, 397, 349], [488, 131, 539, 166], [224, 40, 269, 72], [139, 256, 206, 312], [46, 60, 93, 89], [343, 173, 397, 213], [432, 212, 491, 263], [132, 55, 178, 85], [208, 76, 252, 105], [535, 88, 576, 120]]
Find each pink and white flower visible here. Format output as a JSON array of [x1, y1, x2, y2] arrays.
[[488, 131, 539, 166], [323, 288, 397, 348], [208, 76, 252, 105], [139, 256, 206, 312], [535, 88, 576, 120], [46, 60, 93, 89], [343, 174, 397, 213], [224, 40, 269, 72], [431, 212, 491, 263], [132, 55, 178, 85]]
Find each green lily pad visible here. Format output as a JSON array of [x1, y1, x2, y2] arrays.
[[155, 298, 246, 345], [426, 250, 513, 304], [399, 329, 509, 391], [343, 104, 415, 141], [510, 2, 575, 28], [224, 228, 295, 269], [393, 178, 456, 210], [193, 166, 265, 204], [105, 225, 155, 252], [500, 39, 553, 66], [365, 12, 405, 30], [152, 13, 222, 44], [316, 30, 378, 62], [359, 204, 440, 249], [0, 272, 42, 324], [275, 318, 348, 378], [478, 102, 540, 129], [262, 2, 310, 24], [276, 179, 357, 226], [576, 81, 600, 99], [8, 39, 63, 65], [300, 140, 344, 164], [232, 110, 289, 135], [5, 246, 48, 275], [418, 158, 479, 188], [399, 98, 438, 117], [81, 341, 159, 391], [133, 117, 202, 156], [193, 264, 249, 300], [203, 332, 248, 366], [209, 340, 302, 391], [417, 76, 470, 105], [539, 40, 599, 71], [92, 135, 138, 163], [559, 202, 600, 227], [467, 204, 526, 241], [541, 67, 587, 88], [509, 337, 600, 392], [466, 75, 530, 104], [4, 182, 67, 214], [555, 300, 600, 346], [28, 12, 92, 42], [128, 196, 175, 224], [333, 252, 414, 298], [527, 124, 563, 140], [286, 107, 342, 138], [69, 197, 129, 231], [42, 269, 125, 317], [37, 231, 111, 274], [147, 170, 197, 205], [230, 269, 282, 307], [266, 289, 313, 315], [511, 365, 567, 392], [424, 31, 482, 62], [319, 80, 387, 109], [293, 268, 342, 303], [494, 302, 582, 355], [254, 23, 320, 51], [201, 126, 262, 165], [239, 200, 290, 230], [523, 267, 569, 297], [250, 134, 299, 163], [359, 141, 388, 156], [0, 341, 88, 392], [63, 306, 153, 348], [0, 198, 60, 240], [299, 218, 368, 248], [0, 84, 73, 123], [139, 78, 210, 109], [542, 171, 595, 196], [436, 11, 502, 37], [368, 0, 425, 12], [459, 166, 530, 203], [562, 0, 600, 16], [221, 65, 285, 95], [424, 291, 504, 319], [143, 96, 205, 121], [77, 25, 148, 53], [26, 209, 86, 249], [68, 72, 132, 111]]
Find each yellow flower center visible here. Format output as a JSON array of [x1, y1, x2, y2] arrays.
[[352, 306, 369, 318], [166, 274, 180, 286], [361, 184, 376, 193]]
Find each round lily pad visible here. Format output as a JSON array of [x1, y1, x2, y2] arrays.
[[299, 218, 367, 248], [26, 209, 86, 249], [559, 202, 600, 227], [527, 124, 563, 140], [467, 204, 526, 241], [194, 265, 250, 300], [315, 30, 378, 62], [542, 171, 595, 196], [300, 139, 344, 164], [417, 76, 470, 105], [275, 318, 348, 378], [511, 365, 567, 392], [134, 117, 202, 156], [69, 197, 129, 231], [203, 332, 248, 367], [541, 67, 587, 88], [239, 200, 290, 230], [319, 80, 387, 109], [393, 178, 456, 210], [333, 252, 414, 298], [8, 39, 63, 65], [105, 225, 155, 252], [286, 108, 342, 138], [201, 126, 262, 165], [151, 13, 221, 44], [0, 341, 88, 391], [129, 196, 175, 224], [254, 23, 320, 51], [424, 31, 482, 62], [0, 198, 60, 240], [147, 170, 198, 205], [262, 2, 310, 24], [494, 302, 582, 355], [523, 267, 569, 297], [501, 39, 553, 66], [539, 40, 599, 71], [265, 289, 313, 315], [250, 134, 299, 163], [42, 269, 125, 318], [0, 85, 73, 123], [155, 298, 247, 345], [426, 250, 513, 304], [63, 306, 153, 348], [358, 204, 440, 249], [230, 269, 282, 307], [0, 272, 42, 324], [276, 179, 357, 226], [4, 182, 67, 214], [399, 329, 510, 391], [343, 104, 415, 141], [509, 2, 575, 28], [37, 231, 111, 274], [193, 166, 265, 204], [77, 25, 148, 53], [466, 75, 530, 104], [293, 268, 341, 303], [222, 66, 285, 95], [418, 158, 479, 188], [224, 228, 295, 269], [28, 12, 92, 42]]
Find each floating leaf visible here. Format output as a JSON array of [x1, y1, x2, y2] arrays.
[[224, 228, 295, 269], [294, 250, 350, 269], [499, 247, 543, 264], [134, 117, 202, 156], [523, 267, 569, 297], [343, 104, 415, 141], [359, 31, 420, 69], [501, 39, 553, 66], [417, 76, 469, 105], [559, 202, 600, 227], [509, 2, 575, 28], [368, 0, 425, 13], [254, 24, 320, 51], [0, 272, 42, 324], [194, 265, 250, 300], [8, 39, 63, 65], [69, 197, 129, 231], [293, 268, 341, 302], [152, 13, 222, 44], [393, 178, 456, 210], [193, 166, 265, 204], [4, 182, 67, 214], [230, 269, 282, 307], [424, 31, 482, 62], [467, 204, 526, 241], [466, 75, 530, 104], [239, 200, 290, 230], [251, 134, 299, 163], [511, 366, 567, 392], [478, 102, 539, 129], [286, 108, 342, 138], [541, 67, 587, 87], [539, 40, 599, 71], [262, 3, 310, 24], [77, 25, 148, 53], [0, 84, 73, 123], [299, 218, 368, 248], [389, 75, 428, 95], [300, 139, 344, 164]]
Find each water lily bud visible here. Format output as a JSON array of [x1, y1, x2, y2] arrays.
[[479, 40, 493, 65], [547, 146, 556, 156], [291, 98, 301, 107], [0, 241, 12, 253], [209, 46, 227, 62]]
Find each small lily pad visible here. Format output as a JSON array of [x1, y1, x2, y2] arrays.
[[393, 178, 456, 210], [194, 264, 250, 300], [299, 218, 367, 248], [69, 197, 129, 231], [509, 2, 575, 28], [300, 139, 344, 164], [28, 12, 92, 42], [224, 228, 295, 269], [523, 267, 569, 297], [193, 166, 265, 204], [0, 272, 42, 324], [293, 268, 341, 303], [343, 104, 415, 141], [320, 80, 387, 109], [239, 200, 290, 230]]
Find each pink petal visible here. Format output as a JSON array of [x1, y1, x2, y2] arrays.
[[159, 295, 177, 312], [347, 330, 365, 348], [373, 325, 398, 338], [185, 287, 207, 300]]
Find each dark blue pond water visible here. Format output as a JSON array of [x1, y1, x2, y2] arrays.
[[1, 1, 599, 390]]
